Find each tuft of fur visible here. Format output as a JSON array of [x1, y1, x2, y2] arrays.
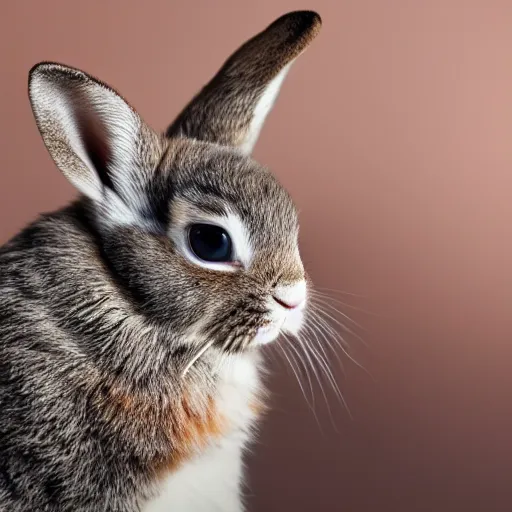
[[0, 10, 321, 512]]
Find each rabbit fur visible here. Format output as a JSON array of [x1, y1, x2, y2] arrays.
[[0, 10, 321, 512]]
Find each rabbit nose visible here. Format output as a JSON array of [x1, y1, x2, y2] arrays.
[[272, 281, 307, 310], [272, 295, 300, 309]]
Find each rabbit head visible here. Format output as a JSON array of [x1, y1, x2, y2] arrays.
[[28, 11, 322, 361]]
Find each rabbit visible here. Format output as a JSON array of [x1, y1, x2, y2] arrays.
[[0, 10, 322, 512]]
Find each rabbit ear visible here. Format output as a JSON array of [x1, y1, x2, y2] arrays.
[[166, 11, 322, 154], [29, 62, 162, 227]]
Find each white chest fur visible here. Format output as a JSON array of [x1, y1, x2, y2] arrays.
[[142, 353, 262, 512]]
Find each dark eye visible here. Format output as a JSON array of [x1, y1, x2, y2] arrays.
[[188, 224, 233, 263]]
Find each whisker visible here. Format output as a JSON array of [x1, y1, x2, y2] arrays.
[[297, 328, 352, 420], [315, 285, 367, 299], [181, 338, 216, 378], [293, 333, 338, 432], [310, 289, 376, 316], [299, 326, 343, 400], [304, 319, 345, 374], [309, 294, 366, 331], [298, 329, 340, 397], [307, 309, 372, 379], [266, 341, 287, 373], [282, 334, 331, 431], [275, 340, 314, 412], [309, 302, 368, 347], [308, 308, 353, 354], [282, 333, 316, 409]]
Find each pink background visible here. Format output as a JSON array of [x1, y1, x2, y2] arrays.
[[2, 1, 512, 510]]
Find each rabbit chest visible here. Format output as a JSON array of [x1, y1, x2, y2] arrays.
[[141, 352, 264, 512]]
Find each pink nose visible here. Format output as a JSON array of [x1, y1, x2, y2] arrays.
[[272, 295, 301, 310]]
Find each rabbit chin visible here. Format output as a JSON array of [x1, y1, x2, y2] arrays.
[[253, 307, 305, 345]]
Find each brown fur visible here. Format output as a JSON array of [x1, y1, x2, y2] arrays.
[[0, 10, 321, 511], [99, 376, 250, 476]]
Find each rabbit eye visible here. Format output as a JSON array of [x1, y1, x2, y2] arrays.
[[188, 223, 233, 263]]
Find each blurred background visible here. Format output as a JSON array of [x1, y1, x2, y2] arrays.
[[2, 1, 512, 510]]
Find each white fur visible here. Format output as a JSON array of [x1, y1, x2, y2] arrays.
[[142, 353, 261, 512], [274, 281, 307, 309], [222, 211, 253, 268], [239, 62, 293, 154], [254, 280, 307, 345]]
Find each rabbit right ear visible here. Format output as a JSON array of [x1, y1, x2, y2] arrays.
[[29, 63, 163, 228], [166, 11, 322, 155]]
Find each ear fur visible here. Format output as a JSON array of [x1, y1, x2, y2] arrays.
[[166, 11, 322, 154], [29, 62, 163, 228], [28, 12, 321, 225]]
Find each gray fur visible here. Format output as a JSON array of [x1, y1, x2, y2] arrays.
[[0, 10, 321, 511]]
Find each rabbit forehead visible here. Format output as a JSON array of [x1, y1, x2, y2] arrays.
[[162, 140, 300, 254]]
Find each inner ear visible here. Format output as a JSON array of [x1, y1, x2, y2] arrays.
[[73, 99, 116, 192]]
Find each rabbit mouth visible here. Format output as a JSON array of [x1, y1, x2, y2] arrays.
[[204, 293, 307, 352], [251, 293, 307, 346], [252, 319, 285, 345]]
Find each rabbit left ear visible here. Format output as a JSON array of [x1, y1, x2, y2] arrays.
[[29, 62, 163, 228], [166, 11, 322, 155]]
